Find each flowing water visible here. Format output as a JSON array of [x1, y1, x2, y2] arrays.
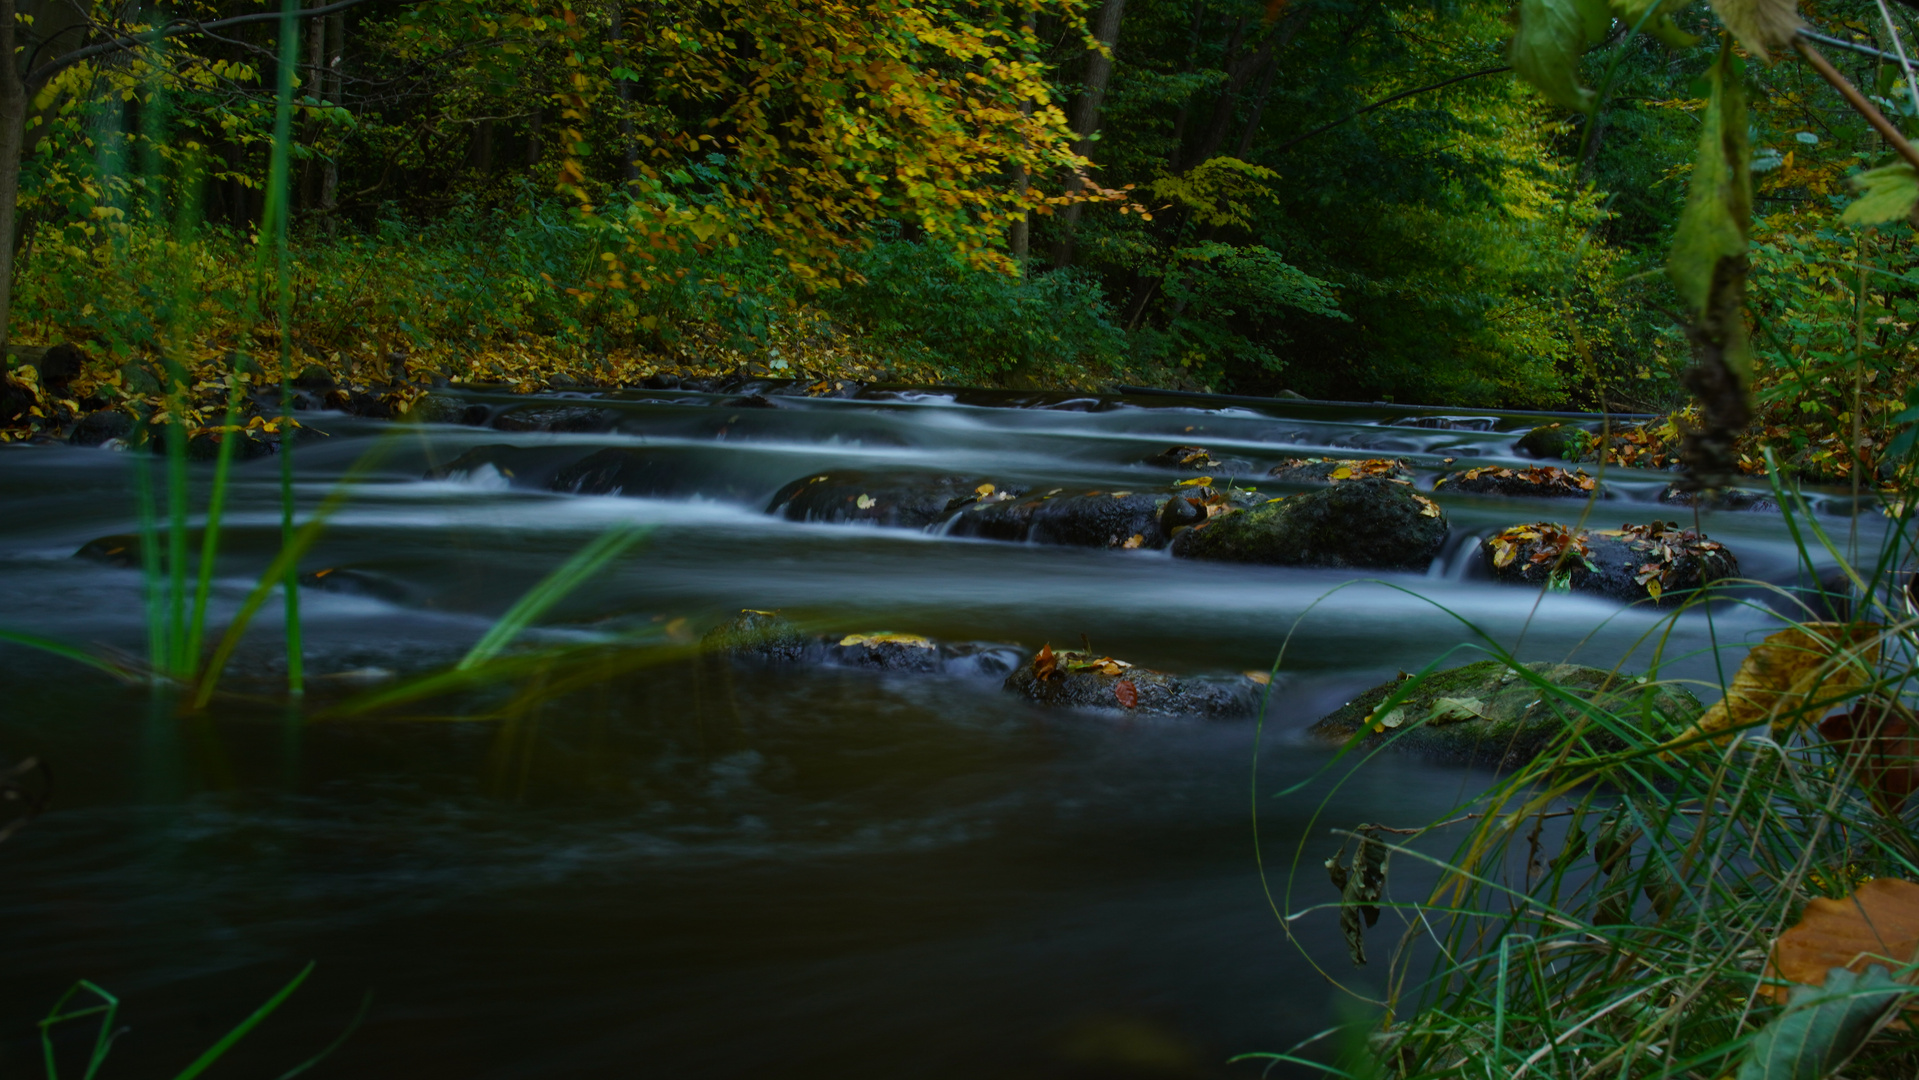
[[0, 386, 1889, 1078]]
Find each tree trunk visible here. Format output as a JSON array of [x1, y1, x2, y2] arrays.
[[1049, 0, 1126, 269], [0, 0, 27, 356], [609, 1, 637, 186], [320, 10, 342, 226]]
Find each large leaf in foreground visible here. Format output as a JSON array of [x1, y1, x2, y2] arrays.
[[1768, 878, 1919, 995], [1736, 965, 1908, 1079]]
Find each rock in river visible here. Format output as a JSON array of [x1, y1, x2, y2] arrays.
[[1483, 520, 1737, 606], [1514, 423, 1592, 461], [1310, 659, 1701, 767], [1171, 476, 1448, 570], [1433, 464, 1599, 499], [702, 610, 1023, 675], [767, 470, 1020, 528], [1003, 646, 1253, 717], [947, 487, 1169, 549], [1265, 457, 1413, 485]]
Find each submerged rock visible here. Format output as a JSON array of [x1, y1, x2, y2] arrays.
[[425, 443, 592, 486], [1434, 464, 1600, 499], [1003, 647, 1253, 717], [297, 566, 416, 605], [948, 487, 1169, 549], [1482, 520, 1737, 605], [404, 393, 491, 426], [1514, 423, 1592, 461], [1309, 659, 1701, 767], [701, 611, 1023, 675], [491, 403, 622, 433], [767, 470, 1018, 528], [702, 609, 811, 663], [1658, 483, 1777, 512], [69, 408, 133, 447], [1171, 477, 1448, 570], [1265, 457, 1413, 485], [1144, 445, 1218, 471]]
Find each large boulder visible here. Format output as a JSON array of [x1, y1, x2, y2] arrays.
[[767, 470, 1017, 528], [947, 487, 1170, 549], [1310, 659, 1701, 767], [702, 609, 812, 663], [1434, 464, 1600, 499], [1483, 520, 1737, 606], [69, 408, 133, 447], [701, 611, 1022, 675], [1171, 477, 1448, 570], [1265, 457, 1413, 485], [404, 393, 491, 426], [1003, 647, 1253, 717]]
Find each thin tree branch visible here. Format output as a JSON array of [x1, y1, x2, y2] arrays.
[[1271, 64, 1510, 155], [1793, 36, 1919, 174], [26, 0, 428, 89]]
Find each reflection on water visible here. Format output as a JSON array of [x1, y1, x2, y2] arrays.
[[0, 388, 1885, 1077]]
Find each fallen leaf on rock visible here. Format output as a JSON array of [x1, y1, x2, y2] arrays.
[[1429, 696, 1487, 723], [1034, 643, 1058, 681], [1243, 670, 1272, 685], [1767, 878, 1919, 1002], [975, 483, 995, 497], [1371, 706, 1408, 732], [1331, 466, 1354, 480], [856, 494, 876, 509], [1176, 476, 1213, 487], [1122, 533, 1145, 549], [1114, 680, 1138, 708], [1111, 491, 1133, 498], [1415, 495, 1442, 518]]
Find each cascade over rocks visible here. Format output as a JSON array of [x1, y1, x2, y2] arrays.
[[1434, 464, 1600, 499], [69, 409, 132, 447], [1171, 477, 1449, 570], [1003, 646, 1255, 717], [1483, 520, 1737, 606], [767, 470, 1021, 527], [426, 443, 599, 486], [1310, 659, 1701, 767]]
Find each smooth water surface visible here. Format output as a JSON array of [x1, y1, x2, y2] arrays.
[[0, 387, 1884, 1077]]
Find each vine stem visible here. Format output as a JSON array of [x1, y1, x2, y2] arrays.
[[1794, 35, 1919, 173]]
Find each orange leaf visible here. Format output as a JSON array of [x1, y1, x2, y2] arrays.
[[1767, 878, 1919, 1002], [1034, 643, 1057, 682], [1114, 680, 1138, 708], [1821, 699, 1919, 813]]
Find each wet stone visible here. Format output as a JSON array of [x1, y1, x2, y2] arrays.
[[1658, 483, 1777, 512], [297, 566, 416, 605], [1309, 660, 1701, 768], [1265, 457, 1413, 485], [702, 610, 811, 664], [491, 404, 622, 433], [1514, 423, 1593, 461], [948, 488, 1168, 549], [405, 393, 492, 426], [767, 470, 1019, 528], [1171, 476, 1448, 571], [69, 409, 133, 447], [1003, 648, 1253, 718], [1434, 464, 1599, 499], [425, 444, 596, 487], [1482, 520, 1737, 606]]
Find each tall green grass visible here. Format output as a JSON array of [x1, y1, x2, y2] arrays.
[[1255, 468, 1919, 1079]]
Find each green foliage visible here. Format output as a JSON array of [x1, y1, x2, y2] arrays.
[[1840, 163, 1919, 226]]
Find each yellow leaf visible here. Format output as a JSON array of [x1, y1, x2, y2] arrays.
[[1330, 466, 1354, 480], [1242, 670, 1272, 685], [1121, 533, 1145, 549], [1176, 476, 1213, 487], [1672, 623, 1883, 747], [856, 494, 876, 509], [974, 482, 995, 497], [1646, 578, 1663, 601]]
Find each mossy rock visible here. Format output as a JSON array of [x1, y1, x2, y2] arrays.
[[948, 486, 1169, 549], [1483, 520, 1737, 606], [1265, 457, 1413, 485], [1309, 659, 1701, 767], [767, 470, 1019, 528], [1434, 464, 1600, 499], [491, 403, 621, 433], [1003, 649, 1253, 718], [404, 392, 490, 426], [1514, 424, 1593, 461], [701, 610, 811, 663], [1171, 477, 1448, 570], [1658, 483, 1777, 513]]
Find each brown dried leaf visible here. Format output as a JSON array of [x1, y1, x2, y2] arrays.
[[1034, 643, 1057, 682], [1114, 680, 1138, 708], [1767, 878, 1919, 1002], [1676, 623, 1881, 744], [1820, 698, 1919, 814], [1121, 533, 1145, 549], [1710, 0, 1803, 63]]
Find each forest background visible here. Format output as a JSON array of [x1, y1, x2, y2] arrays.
[[0, 0, 1912, 483]]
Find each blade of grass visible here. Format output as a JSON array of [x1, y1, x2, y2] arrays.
[[262, 0, 302, 695], [0, 628, 137, 678], [458, 523, 654, 670], [186, 371, 244, 675], [169, 962, 313, 1080]]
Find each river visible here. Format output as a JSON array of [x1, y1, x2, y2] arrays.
[[0, 385, 1882, 1077]]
